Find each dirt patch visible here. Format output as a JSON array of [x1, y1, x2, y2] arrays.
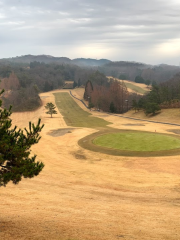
[[71, 150, 87, 160], [47, 128, 76, 137], [167, 129, 180, 134], [123, 123, 145, 126]]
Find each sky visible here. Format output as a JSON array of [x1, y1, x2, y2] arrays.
[[0, 0, 180, 65]]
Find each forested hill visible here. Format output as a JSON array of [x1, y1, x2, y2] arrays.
[[159, 72, 180, 103], [0, 55, 111, 67], [0, 62, 109, 112], [132, 72, 180, 116], [0, 55, 180, 84], [149, 72, 180, 106], [98, 62, 180, 83]]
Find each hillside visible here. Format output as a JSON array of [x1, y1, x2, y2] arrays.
[[107, 77, 149, 95], [99, 61, 180, 83], [1, 55, 180, 84], [72, 58, 110, 67], [123, 81, 149, 95], [124, 108, 180, 125], [0, 55, 111, 67]]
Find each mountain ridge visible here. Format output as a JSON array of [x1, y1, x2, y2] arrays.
[[0, 55, 111, 67]]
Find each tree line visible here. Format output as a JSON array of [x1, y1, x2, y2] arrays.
[[0, 62, 106, 111], [84, 71, 180, 116], [1, 60, 180, 114], [131, 72, 180, 115], [98, 62, 180, 84], [84, 76, 141, 114]]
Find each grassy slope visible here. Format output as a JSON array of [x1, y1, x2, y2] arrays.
[[125, 109, 180, 125], [53, 92, 110, 128], [93, 132, 180, 151], [107, 76, 149, 95], [123, 81, 147, 94]]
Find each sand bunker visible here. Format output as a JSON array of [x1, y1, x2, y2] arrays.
[[47, 128, 76, 137]]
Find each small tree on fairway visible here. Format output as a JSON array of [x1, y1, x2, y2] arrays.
[[0, 90, 44, 187], [45, 102, 57, 118]]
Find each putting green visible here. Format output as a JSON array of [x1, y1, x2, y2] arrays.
[[78, 130, 180, 157], [93, 132, 180, 151]]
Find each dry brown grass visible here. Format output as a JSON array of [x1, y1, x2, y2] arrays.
[[123, 80, 149, 91], [72, 88, 85, 99], [1, 90, 180, 240], [107, 77, 150, 94], [125, 108, 180, 125]]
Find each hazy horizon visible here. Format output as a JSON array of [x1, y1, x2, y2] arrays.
[[2, 54, 180, 67], [0, 0, 180, 66]]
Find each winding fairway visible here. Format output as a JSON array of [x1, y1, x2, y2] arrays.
[[53, 92, 110, 128], [124, 81, 147, 94]]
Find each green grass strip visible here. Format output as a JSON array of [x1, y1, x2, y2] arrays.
[[124, 82, 147, 94], [53, 92, 110, 128], [93, 132, 180, 151]]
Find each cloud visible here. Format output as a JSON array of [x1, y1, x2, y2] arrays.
[[0, 0, 180, 64]]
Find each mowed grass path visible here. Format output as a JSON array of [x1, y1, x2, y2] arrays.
[[54, 92, 110, 128], [124, 82, 147, 94], [93, 132, 180, 151]]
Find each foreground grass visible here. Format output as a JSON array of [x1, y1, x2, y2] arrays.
[[93, 132, 180, 151], [54, 92, 110, 128], [124, 82, 148, 94]]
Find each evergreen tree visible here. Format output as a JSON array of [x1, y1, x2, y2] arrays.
[[135, 76, 145, 83], [144, 102, 161, 115], [44, 81, 52, 92], [119, 74, 127, 80], [78, 78, 81, 87], [88, 101, 94, 110], [138, 98, 146, 110], [45, 102, 57, 118], [147, 85, 161, 104], [0, 90, 44, 187], [73, 81, 77, 88], [84, 80, 93, 101], [109, 102, 116, 113], [144, 79, 151, 86], [132, 99, 138, 112]]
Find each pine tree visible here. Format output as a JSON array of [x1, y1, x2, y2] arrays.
[[73, 81, 77, 88], [132, 99, 138, 112], [109, 102, 116, 113], [144, 102, 161, 115], [45, 102, 57, 118], [0, 90, 44, 187]]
